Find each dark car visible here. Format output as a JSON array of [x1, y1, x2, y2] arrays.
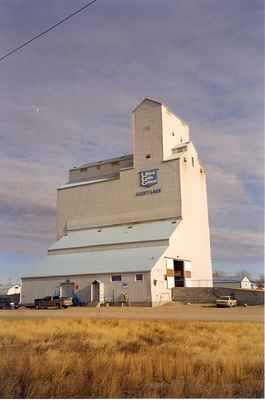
[[0, 295, 18, 309]]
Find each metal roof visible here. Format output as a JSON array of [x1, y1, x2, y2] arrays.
[[71, 154, 133, 171], [48, 219, 178, 251], [22, 245, 167, 278], [58, 175, 118, 190]]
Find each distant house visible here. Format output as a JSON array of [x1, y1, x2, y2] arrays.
[[0, 284, 21, 296], [213, 275, 254, 290], [7, 285, 21, 296]]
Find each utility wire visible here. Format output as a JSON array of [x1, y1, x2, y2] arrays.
[[0, 0, 97, 64]]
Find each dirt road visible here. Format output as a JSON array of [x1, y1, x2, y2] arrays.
[[0, 302, 263, 322]]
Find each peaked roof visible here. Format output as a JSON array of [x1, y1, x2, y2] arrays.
[[132, 98, 162, 113], [48, 219, 178, 251], [22, 245, 167, 278]]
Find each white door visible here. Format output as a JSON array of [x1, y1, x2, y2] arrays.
[[184, 261, 192, 287], [165, 258, 175, 289], [99, 282, 104, 303]]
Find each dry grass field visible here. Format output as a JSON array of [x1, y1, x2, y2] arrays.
[[0, 318, 263, 398]]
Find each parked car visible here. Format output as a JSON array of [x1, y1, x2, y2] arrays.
[[0, 295, 19, 309], [34, 296, 73, 309], [216, 296, 237, 308]]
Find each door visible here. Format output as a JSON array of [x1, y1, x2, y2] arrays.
[[91, 281, 100, 303], [174, 260, 184, 287], [165, 258, 175, 289], [91, 281, 104, 304], [99, 282, 104, 303]]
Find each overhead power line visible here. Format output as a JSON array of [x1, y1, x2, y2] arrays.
[[0, 0, 97, 64]]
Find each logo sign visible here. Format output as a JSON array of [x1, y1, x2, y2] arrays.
[[139, 169, 159, 188]]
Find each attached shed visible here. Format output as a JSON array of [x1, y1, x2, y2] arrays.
[[21, 244, 171, 306]]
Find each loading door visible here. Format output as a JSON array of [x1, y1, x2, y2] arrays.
[[174, 260, 185, 287]]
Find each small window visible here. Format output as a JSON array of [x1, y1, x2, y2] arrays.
[[180, 137, 183, 143], [153, 279, 157, 286], [111, 275, 122, 282], [111, 161, 120, 166], [96, 165, 101, 170], [172, 132, 175, 136], [80, 167, 87, 172], [145, 154, 151, 159], [192, 157, 194, 167], [135, 273, 143, 281]]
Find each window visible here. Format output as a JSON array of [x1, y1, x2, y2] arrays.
[[172, 132, 175, 136], [145, 154, 151, 159], [172, 145, 187, 154], [96, 165, 101, 170], [153, 279, 157, 286], [111, 275, 122, 282], [135, 273, 143, 281], [80, 167, 87, 172], [192, 157, 194, 167]]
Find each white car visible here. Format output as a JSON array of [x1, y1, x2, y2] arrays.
[[216, 296, 237, 308]]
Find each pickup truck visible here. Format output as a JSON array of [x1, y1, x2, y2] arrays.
[[34, 296, 72, 309], [216, 296, 237, 308]]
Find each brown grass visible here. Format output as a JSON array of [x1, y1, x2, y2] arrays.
[[0, 318, 263, 398]]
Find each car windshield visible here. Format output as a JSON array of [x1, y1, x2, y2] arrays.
[[220, 296, 230, 300]]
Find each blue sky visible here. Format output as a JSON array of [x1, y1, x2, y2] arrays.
[[0, 0, 263, 283]]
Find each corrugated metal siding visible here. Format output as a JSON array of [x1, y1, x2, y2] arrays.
[[21, 271, 151, 305], [49, 220, 177, 251]]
